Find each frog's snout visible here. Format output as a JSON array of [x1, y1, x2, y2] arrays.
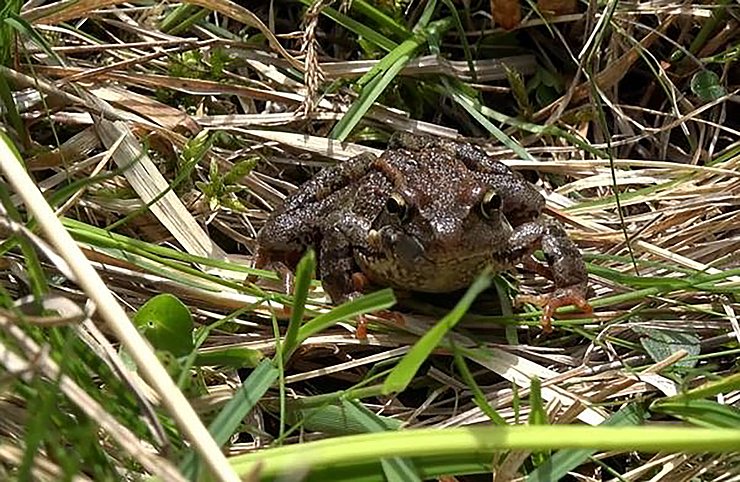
[[370, 227, 425, 262], [429, 217, 466, 250]]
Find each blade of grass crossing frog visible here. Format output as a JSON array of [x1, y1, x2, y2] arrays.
[[526, 403, 647, 482], [282, 249, 316, 362], [382, 271, 491, 394], [453, 350, 507, 425], [179, 359, 278, 479], [340, 400, 422, 482], [230, 425, 740, 479], [297, 288, 396, 341]]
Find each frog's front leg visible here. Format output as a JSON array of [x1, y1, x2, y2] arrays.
[[508, 220, 591, 332], [318, 214, 378, 338], [319, 224, 364, 305]]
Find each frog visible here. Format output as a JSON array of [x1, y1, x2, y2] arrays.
[[255, 133, 591, 333]]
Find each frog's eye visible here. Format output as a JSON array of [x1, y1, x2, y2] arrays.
[[480, 190, 502, 219], [386, 193, 409, 220]]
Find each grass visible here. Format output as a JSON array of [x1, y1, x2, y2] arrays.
[[1, 1, 739, 481]]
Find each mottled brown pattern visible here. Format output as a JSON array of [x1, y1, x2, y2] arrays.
[[256, 133, 590, 328]]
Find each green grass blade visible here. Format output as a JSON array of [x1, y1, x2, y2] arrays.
[[181, 359, 278, 479], [453, 349, 507, 425], [298, 0, 399, 52], [297, 288, 396, 341], [526, 404, 647, 482], [351, 0, 410, 39], [446, 84, 536, 161], [341, 400, 421, 481], [662, 372, 740, 402], [651, 399, 740, 428], [282, 249, 316, 362], [331, 17, 454, 141], [229, 425, 740, 479], [382, 271, 491, 394]]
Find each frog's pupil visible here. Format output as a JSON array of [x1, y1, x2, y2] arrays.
[[386, 195, 407, 218], [481, 191, 502, 218]]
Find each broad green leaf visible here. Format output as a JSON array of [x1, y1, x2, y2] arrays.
[[690, 70, 725, 101], [133, 294, 194, 356], [341, 400, 421, 481], [636, 327, 699, 368], [194, 347, 264, 368]]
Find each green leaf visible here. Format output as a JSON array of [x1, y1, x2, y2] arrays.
[[289, 403, 402, 435], [132, 294, 194, 356], [382, 271, 491, 394], [690, 70, 725, 101], [636, 327, 700, 369]]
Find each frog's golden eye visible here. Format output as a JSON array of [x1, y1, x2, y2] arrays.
[[480, 190, 502, 219], [386, 193, 408, 220]]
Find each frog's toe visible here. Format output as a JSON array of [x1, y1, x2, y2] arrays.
[[517, 284, 591, 333], [356, 310, 405, 340], [541, 285, 592, 333]]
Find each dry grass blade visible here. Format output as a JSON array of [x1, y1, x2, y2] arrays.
[[94, 119, 227, 262], [0, 139, 238, 482]]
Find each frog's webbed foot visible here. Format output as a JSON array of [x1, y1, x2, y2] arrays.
[[509, 219, 591, 332], [517, 284, 591, 333], [249, 249, 297, 293]]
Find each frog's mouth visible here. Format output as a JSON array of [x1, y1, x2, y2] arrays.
[[367, 227, 493, 265]]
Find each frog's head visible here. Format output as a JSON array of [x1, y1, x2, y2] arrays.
[[368, 149, 513, 269]]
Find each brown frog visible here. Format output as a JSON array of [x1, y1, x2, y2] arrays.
[[255, 133, 591, 333]]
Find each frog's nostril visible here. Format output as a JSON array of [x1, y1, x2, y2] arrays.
[[431, 218, 463, 247]]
